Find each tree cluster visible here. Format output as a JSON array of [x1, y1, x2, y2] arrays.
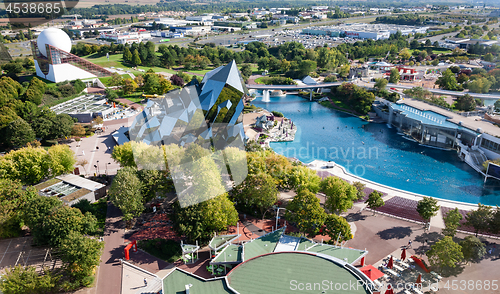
[[334, 83, 376, 115]]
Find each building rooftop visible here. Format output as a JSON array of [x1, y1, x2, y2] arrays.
[[226, 252, 371, 294], [306, 244, 366, 264], [162, 269, 232, 294], [209, 234, 240, 251], [400, 99, 497, 136], [243, 227, 284, 261], [212, 244, 242, 264]]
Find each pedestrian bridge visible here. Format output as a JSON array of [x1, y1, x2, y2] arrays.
[[246, 81, 500, 101]]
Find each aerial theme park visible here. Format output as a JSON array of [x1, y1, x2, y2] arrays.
[[0, 1, 500, 294]]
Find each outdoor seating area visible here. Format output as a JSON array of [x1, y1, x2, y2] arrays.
[[377, 253, 438, 294], [374, 197, 426, 223]]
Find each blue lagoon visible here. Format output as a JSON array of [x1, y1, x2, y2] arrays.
[[252, 94, 500, 205]]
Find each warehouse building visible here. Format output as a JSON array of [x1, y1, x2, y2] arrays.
[[302, 23, 429, 40]]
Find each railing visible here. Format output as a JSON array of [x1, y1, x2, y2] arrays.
[[47, 44, 112, 77]]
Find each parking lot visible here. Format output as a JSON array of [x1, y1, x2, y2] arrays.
[[0, 237, 62, 274]]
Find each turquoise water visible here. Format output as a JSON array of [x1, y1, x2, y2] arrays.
[[252, 94, 500, 205]]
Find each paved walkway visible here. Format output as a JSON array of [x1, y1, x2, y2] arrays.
[[95, 203, 126, 294]]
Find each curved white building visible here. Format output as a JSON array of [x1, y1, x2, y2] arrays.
[[32, 28, 112, 83]]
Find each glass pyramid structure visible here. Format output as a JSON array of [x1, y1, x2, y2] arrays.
[[129, 60, 247, 148]]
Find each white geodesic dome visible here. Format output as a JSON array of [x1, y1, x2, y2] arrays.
[[37, 28, 72, 57]]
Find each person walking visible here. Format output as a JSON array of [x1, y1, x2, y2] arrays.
[[408, 240, 412, 249], [82, 150, 85, 156], [144, 278, 147, 287]]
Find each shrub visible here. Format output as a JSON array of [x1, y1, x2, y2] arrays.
[[271, 111, 284, 117]]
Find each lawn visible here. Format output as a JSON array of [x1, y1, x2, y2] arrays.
[[411, 47, 453, 55], [98, 74, 132, 86], [121, 91, 145, 104]]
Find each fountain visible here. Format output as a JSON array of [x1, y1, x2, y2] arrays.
[[262, 90, 271, 102]]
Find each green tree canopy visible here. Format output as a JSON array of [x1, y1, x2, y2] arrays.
[[285, 187, 326, 237], [0, 265, 60, 294], [426, 236, 463, 270], [59, 231, 104, 284], [416, 196, 440, 223], [172, 193, 238, 242], [465, 204, 493, 236], [236, 172, 278, 218], [459, 235, 486, 262], [108, 166, 143, 224], [47, 144, 76, 177], [388, 68, 400, 84], [374, 78, 388, 90], [442, 208, 463, 237], [3, 118, 35, 148], [365, 190, 385, 215], [289, 165, 321, 194], [454, 94, 476, 112], [320, 176, 357, 214], [436, 69, 459, 91], [322, 213, 352, 242]]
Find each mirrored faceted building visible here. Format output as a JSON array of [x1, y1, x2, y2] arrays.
[[128, 60, 247, 148]]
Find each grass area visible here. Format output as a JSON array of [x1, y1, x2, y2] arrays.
[[41, 90, 86, 107], [138, 238, 182, 263], [254, 77, 266, 84], [19, 74, 57, 88], [411, 47, 453, 55], [98, 74, 131, 86], [121, 91, 145, 103]]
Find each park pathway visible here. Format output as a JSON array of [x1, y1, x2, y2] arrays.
[[95, 203, 126, 294]]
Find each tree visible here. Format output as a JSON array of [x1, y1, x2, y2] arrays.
[[460, 236, 486, 262], [50, 114, 74, 139], [0, 265, 59, 294], [338, 64, 350, 79], [285, 187, 326, 237], [108, 73, 123, 87], [47, 144, 76, 177], [455, 94, 476, 112], [465, 204, 493, 236], [0, 179, 36, 238], [3, 118, 35, 148], [142, 73, 162, 95], [320, 176, 357, 214], [257, 56, 269, 71], [490, 206, 500, 234], [236, 172, 278, 218], [442, 208, 463, 237], [322, 214, 352, 242], [280, 59, 291, 73], [2, 61, 24, 76], [132, 49, 142, 66], [172, 193, 238, 242], [108, 166, 143, 225], [23, 77, 46, 105], [59, 231, 104, 284], [494, 100, 500, 112], [365, 191, 385, 215], [467, 77, 492, 94], [425, 39, 432, 47], [121, 78, 138, 95], [111, 141, 137, 167], [0, 145, 50, 185], [457, 73, 469, 84], [170, 74, 184, 86], [484, 53, 494, 62], [426, 236, 463, 269], [399, 48, 412, 61], [159, 77, 174, 94], [389, 68, 400, 84], [71, 124, 86, 137], [289, 165, 321, 194], [123, 47, 132, 63], [416, 196, 440, 224], [374, 78, 388, 90], [435, 69, 459, 90], [240, 64, 253, 78]]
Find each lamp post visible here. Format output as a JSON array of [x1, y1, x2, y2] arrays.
[[96, 161, 100, 175], [106, 162, 111, 175], [275, 207, 285, 230], [93, 165, 97, 176]]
